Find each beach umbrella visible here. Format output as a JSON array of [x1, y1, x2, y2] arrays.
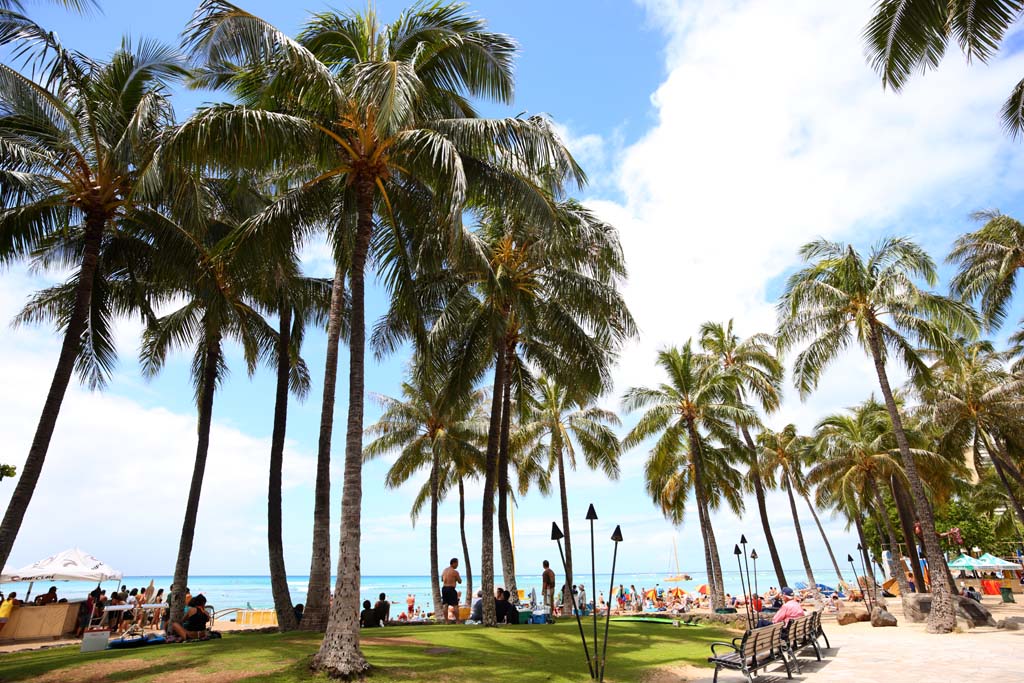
[[696, 584, 709, 595], [644, 589, 657, 599], [667, 587, 684, 597]]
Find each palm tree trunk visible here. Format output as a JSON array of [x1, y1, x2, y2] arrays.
[[303, 263, 345, 631], [980, 431, 1024, 527], [871, 479, 911, 602], [0, 217, 104, 570], [268, 305, 297, 631], [429, 450, 442, 619], [686, 420, 724, 609], [801, 490, 844, 584], [890, 475, 927, 593], [170, 332, 221, 625], [556, 445, 574, 610], [313, 178, 374, 676], [741, 427, 788, 588], [867, 324, 955, 633], [459, 478, 473, 605], [784, 472, 817, 595], [480, 345, 506, 627], [497, 364, 517, 596]]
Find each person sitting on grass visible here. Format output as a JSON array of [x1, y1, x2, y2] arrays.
[[373, 593, 390, 625], [470, 590, 483, 622], [170, 594, 210, 640], [360, 600, 380, 628], [502, 590, 519, 624]]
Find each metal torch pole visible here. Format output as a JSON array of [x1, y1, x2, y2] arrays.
[[553, 522, 594, 679]]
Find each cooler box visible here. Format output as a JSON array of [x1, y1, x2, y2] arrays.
[[458, 606, 470, 621], [517, 610, 532, 624], [530, 613, 547, 624], [81, 629, 110, 653]]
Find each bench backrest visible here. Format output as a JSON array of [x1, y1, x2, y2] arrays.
[[785, 614, 812, 646], [740, 622, 785, 661]]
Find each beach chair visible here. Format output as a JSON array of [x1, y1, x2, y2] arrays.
[[707, 621, 791, 682]]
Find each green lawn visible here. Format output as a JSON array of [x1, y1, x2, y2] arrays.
[[0, 621, 732, 682]]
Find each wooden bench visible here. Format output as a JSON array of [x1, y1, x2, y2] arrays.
[[707, 621, 791, 683], [782, 614, 818, 672]]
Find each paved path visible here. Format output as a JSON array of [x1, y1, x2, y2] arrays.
[[684, 600, 1024, 683]]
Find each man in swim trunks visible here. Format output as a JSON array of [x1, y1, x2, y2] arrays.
[[440, 557, 462, 624], [542, 560, 556, 611]]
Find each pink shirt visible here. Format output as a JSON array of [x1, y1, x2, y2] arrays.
[[772, 600, 805, 624]]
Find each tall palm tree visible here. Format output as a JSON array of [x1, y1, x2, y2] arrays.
[[758, 425, 818, 595], [949, 211, 1024, 329], [623, 343, 752, 610], [364, 360, 485, 619], [918, 338, 1024, 526], [809, 401, 913, 598], [516, 375, 622, 610], [777, 237, 979, 632], [440, 200, 634, 623], [250, 196, 332, 633], [177, 2, 577, 664], [698, 320, 788, 588], [138, 179, 279, 624], [0, 37, 186, 571], [864, 1, 1024, 135]]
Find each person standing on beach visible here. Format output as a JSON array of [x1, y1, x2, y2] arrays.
[[542, 560, 555, 611], [441, 557, 462, 624]]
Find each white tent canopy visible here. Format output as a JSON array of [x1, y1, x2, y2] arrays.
[[0, 548, 122, 583]]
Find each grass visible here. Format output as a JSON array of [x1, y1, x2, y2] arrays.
[[0, 621, 733, 682]]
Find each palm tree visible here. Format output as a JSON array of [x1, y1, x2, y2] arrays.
[[698, 320, 788, 588], [516, 375, 622, 610], [252, 198, 332, 632], [864, 1, 1024, 135], [809, 401, 913, 598], [440, 200, 634, 623], [138, 179, 280, 624], [364, 359, 486, 619], [949, 211, 1024, 329], [623, 343, 752, 610], [918, 338, 1024, 526], [177, 2, 578, 662], [777, 237, 979, 632], [758, 425, 818, 595], [0, 37, 186, 571]]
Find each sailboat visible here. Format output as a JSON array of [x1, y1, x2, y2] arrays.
[[664, 538, 692, 582]]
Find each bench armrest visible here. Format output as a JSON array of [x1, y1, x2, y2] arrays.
[[710, 641, 740, 657]]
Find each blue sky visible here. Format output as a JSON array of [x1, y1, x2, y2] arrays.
[[3, 0, 1024, 583]]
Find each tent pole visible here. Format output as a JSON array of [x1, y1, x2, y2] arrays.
[[24, 581, 33, 603]]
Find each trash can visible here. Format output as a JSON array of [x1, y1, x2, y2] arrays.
[[1000, 587, 1016, 603]]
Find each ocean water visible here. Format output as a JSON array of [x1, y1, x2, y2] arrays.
[[0, 568, 843, 610]]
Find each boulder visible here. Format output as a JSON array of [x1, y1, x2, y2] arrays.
[[996, 618, 1020, 631], [901, 593, 996, 627], [870, 607, 897, 627], [836, 611, 861, 626]]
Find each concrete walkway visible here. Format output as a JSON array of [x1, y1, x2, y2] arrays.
[[683, 600, 1024, 683]]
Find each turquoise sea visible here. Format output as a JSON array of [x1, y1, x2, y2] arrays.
[[0, 567, 845, 609]]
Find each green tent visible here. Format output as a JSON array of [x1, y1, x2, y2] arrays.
[[947, 554, 982, 571], [977, 553, 1021, 571]]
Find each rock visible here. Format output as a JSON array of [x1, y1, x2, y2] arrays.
[[837, 611, 861, 626], [996, 619, 1020, 631], [870, 607, 897, 627], [901, 593, 996, 627], [857, 611, 871, 622]]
